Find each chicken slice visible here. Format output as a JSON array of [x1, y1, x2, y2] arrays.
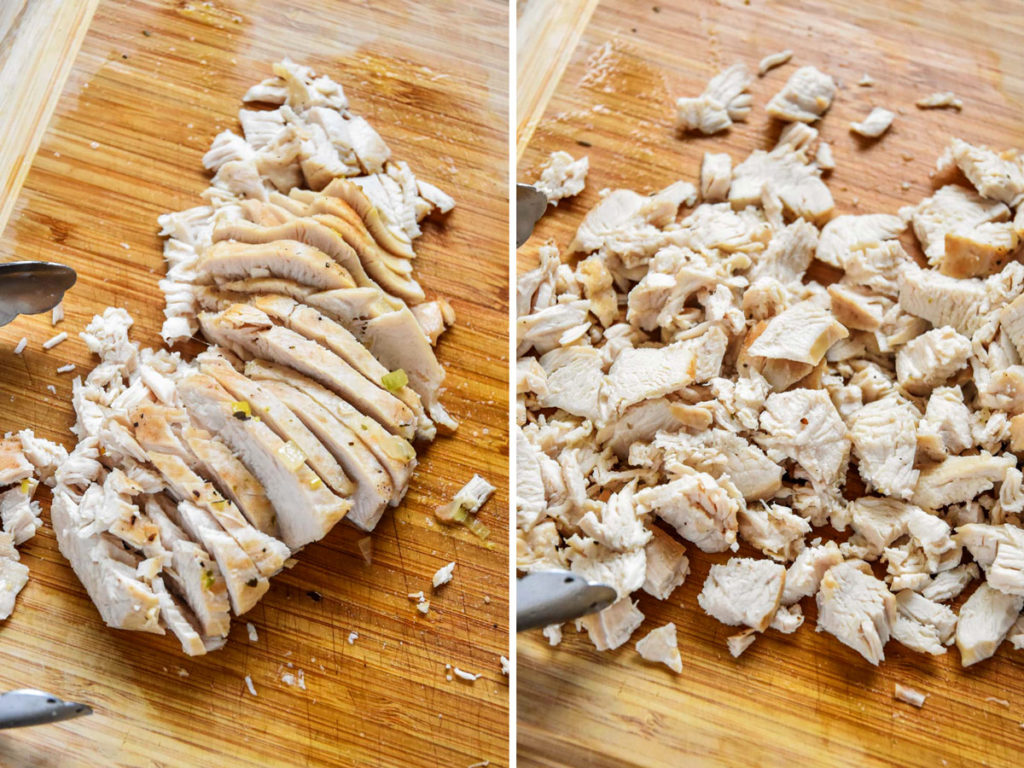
[[197, 350, 354, 498], [895, 326, 971, 395], [151, 577, 222, 657], [849, 107, 895, 138], [596, 398, 684, 460], [759, 389, 849, 487], [195, 239, 355, 292], [892, 589, 957, 655], [748, 219, 818, 284], [747, 302, 848, 366], [827, 284, 885, 332], [765, 66, 836, 123], [849, 394, 919, 500], [913, 454, 1014, 509], [635, 468, 739, 553], [635, 623, 682, 673], [955, 583, 1023, 667], [916, 92, 962, 110], [815, 560, 897, 665], [698, 557, 786, 631], [198, 304, 415, 439], [642, 526, 689, 600], [537, 346, 604, 423], [176, 372, 349, 550], [245, 360, 415, 494], [600, 337, 700, 419]]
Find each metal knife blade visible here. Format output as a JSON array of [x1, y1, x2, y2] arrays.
[[517, 570, 618, 632], [0, 262, 77, 327], [516, 183, 548, 247], [0, 689, 92, 729]]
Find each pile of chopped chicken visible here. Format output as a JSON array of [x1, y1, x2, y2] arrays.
[[52, 60, 457, 655], [517, 60, 1024, 669]]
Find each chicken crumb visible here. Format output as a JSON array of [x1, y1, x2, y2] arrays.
[[244, 675, 257, 696], [246, 622, 258, 642], [986, 697, 1010, 708], [42, 332, 68, 350], [432, 561, 455, 589], [13, 338, 26, 355], [500, 655, 509, 675], [467, 762, 490, 768], [894, 683, 927, 708], [357, 536, 373, 565], [757, 50, 792, 77], [453, 667, 480, 682], [177, 668, 189, 678], [46, 385, 56, 395], [857, 73, 875, 87], [916, 91, 963, 110], [56, 364, 75, 374], [51, 303, 64, 325], [347, 631, 358, 645]]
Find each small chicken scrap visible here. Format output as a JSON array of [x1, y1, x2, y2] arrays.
[[517, 57, 1024, 669], [675, 63, 753, 135], [534, 151, 589, 206], [51, 60, 459, 655], [0, 433, 67, 619]]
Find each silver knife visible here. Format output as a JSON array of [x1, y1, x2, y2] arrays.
[[517, 570, 617, 632], [516, 184, 548, 247], [0, 689, 92, 729], [0, 262, 77, 326]]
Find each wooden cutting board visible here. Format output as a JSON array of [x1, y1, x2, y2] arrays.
[[0, 1, 508, 766], [517, 1, 1024, 766]]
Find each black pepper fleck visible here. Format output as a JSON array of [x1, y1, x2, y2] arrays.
[[307, 590, 322, 602], [576, 139, 592, 147], [246, 578, 259, 588]]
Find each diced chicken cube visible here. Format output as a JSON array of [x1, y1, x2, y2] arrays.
[[642, 526, 689, 600], [815, 560, 897, 665], [698, 557, 786, 631], [759, 388, 849, 487], [941, 138, 1024, 207], [913, 453, 1014, 509], [782, 541, 844, 605], [957, 524, 1024, 596], [850, 394, 920, 499], [816, 214, 906, 269], [942, 221, 1020, 278], [675, 63, 753, 135], [909, 184, 1010, 267], [580, 598, 644, 651], [635, 469, 739, 553], [765, 66, 836, 123], [700, 152, 732, 202], [635, 623, 682, 673], [895, 326, 971, 395], [849, 107, 895, 138], [748, 302, 848, 366], [955, 583, 1023, 667], [534, 151, 589, 205]]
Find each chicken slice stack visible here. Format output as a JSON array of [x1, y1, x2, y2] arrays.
[[52, 60, 457, 655]]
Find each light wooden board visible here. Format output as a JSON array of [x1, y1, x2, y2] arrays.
[[517, 0, 1024, 766], [0, 1, 508, 766]]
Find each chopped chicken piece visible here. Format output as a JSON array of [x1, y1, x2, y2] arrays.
[[698, 557, 786, 631], [955, 583, 1024, 667], [957, 524, 1024, 596], [913, 454, 1014, 509], [908, 184, 1010, 267], [435, 474, 495, 525], [601, 337, 701, 418], [675, 63, 753, 135], [815, 141, 835, 170], [534, 151, 589, 205], [747, 302, 848, 366], [635, 468, 739, 553], [917, 386, 972, 459], [849, 394, 919, 499], [940, 138, 1024, 206], [635, 623, 682, 673], [916, 92, 962, 110], [575, 257, 618, 327], [538, 346, 603, 423], [730, 131, 834, 222], [850, 107, 895, 138], [895, 326, 971, 395], [894, 683, 927, 708], [727, 629, 757, 657], [816, 214, 906, 269], [650, 428, 782, 501], [898, 265, 989, 336], [432, 561, 455, 589], [920, 562, 980, 603], [765, 66, 836, 123], [828, 284, 885, 331], [757, 50, 793, 76], [581, 598, 644, 651], [816, 560, 897, 665], [843, 497, 913, 559], [700, 152, 732, 202], [739, 502, 810, 562], [782, 541, 843, 605], [759, 389, 849, 487], [941, 221, 1020, 278], [642, 526, 689, 600], [770, 604, 804, 633]]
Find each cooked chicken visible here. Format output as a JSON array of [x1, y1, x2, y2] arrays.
[[537, 346, 604, 423], [894, 683, 928, 708], [738, 502, 811, 561], [727, 629, 757, 657], [848, 394, 919, 499], [747, 302, 848, 366], [675, 63, 753, 135], [915, 92, 963, 110], [849, 107, 895, 139], [955, 583, 1023, 666], [781, 541, 843, 604], [909, 184, 1010, 267], [635, 468, 739, 553], [816, 560, 897, 665], [917, 386, 972, 460], [600, 337, 702, 418], [815, 214, 905, 269], [635, 623, 682, 673], [759, 389, 849, 487], [895, 326, 971, 395], [581, 598, 645, 651], [941, 221, 1020, 279], [898, 265, 990, 335], [765, 66, 836, 123], [940, 138, 1024, 207], [0, 534, 28, 620], [757, 50, 792, 76], [700, 152, 732, 202], [698, 557, 785, 631], [534, 151, 588, 205], [957, 524, 1024, 596], [650, 428, 782, 501], [642, 526, 689, 600], [913, 453, 1015, 509]]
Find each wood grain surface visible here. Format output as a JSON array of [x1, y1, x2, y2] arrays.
[[0, 0, 100, 235], [516, 1, 1024, 766], [0, 1, 508, 766]]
